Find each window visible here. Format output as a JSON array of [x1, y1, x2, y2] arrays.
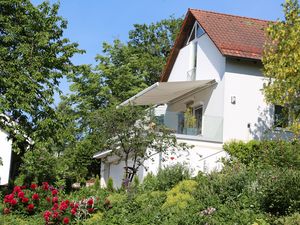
[[194, 106, 203, 134], [186, 22, 205, 44], [274, 105, 288, 128]]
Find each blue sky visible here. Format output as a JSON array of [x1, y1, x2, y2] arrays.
[[31, 0, 285, 103]]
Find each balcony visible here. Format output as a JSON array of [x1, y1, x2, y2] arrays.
[[157, 111, 223, 143]]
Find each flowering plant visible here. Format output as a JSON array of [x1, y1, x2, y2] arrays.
[[2, 183, 98, 224]]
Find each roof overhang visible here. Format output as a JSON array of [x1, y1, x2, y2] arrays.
[[120, 79, 215, 106]]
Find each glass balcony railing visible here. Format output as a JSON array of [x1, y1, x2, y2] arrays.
[[157, 111, 223, 143]]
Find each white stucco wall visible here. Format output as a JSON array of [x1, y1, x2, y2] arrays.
[[196, 34, 225, 81], [223, 59, 272, 141], [168, 34, 225, 82], [168, 42, 190, 82], [100, 159, 144, 188], [0, 129, 12, 185]]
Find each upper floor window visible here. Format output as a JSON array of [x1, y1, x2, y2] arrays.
[[186, 22, 205, 45], [274, 105, 289, 128]]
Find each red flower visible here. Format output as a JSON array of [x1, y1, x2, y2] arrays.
[[52, 196, 58, 203], [21, 185, 27, 189], [42, 182, 49, 190], [64, 199, 70, 205], [43, 211, 52, 222], [10, 198, 18, 206], [52, 189, 58, 196], [87, 198, 94, 206], [13, 186, 22, 193], [18, 191, 24, 199], [71, 207, 77, 215], [32, 193, 39, 201], [4, 194, 14, 203], [88, 208, 94, 213], [27, 204, 34, 211], [52, 203, 59, 211], [22, 197, 29, 203], [3, 208, 10, 214], [170, 156, 175, 160], [63, 217, 70, 224], [46, 197, 51, 202], [59, 202, 68, 211], [30, 183, 37, 190], [52, 211, 59, 219]]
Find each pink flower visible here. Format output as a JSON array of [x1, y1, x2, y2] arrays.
[[32, 193, 39, 201], [52, 189, 58, 196], [27, 204, 34, 211], [63, 217, 70, 224], [22, 197, 29, 203], [30, 183, 38, 190], [3, 208, 10, 214], [18, 191, 24, 199], [87, 198, 94, 206]]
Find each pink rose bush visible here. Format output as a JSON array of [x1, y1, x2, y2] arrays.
[[2, 183, 99, 224]]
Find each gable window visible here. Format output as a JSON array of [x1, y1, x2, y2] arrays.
[[274, 105, 288, 128], [186, 22, 205, 45]]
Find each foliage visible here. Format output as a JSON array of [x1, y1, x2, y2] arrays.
[[90, 105, 190, 184], [0, 0, 83, 152], [224, 140, 300, 168], [162, 180, 197, 211], [94, 17, 182, 103], [155, 163, 191, 191], [262, 0, 300, 135], [2, 183, 101, 224], [257, 167, 300, 215], [275, 213, 300, 225], [184, 107, 197, 128], [106, 177, 114, 192]]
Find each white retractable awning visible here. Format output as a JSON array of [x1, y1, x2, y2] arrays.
[[120, 79, 215, 106], [93, 150, 112, 159]]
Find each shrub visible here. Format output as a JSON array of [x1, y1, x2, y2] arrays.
[[224, 140, 300, 169], [156, 163, 191, 191], [162, 180, 197, 211], [275, 213, 300, 225], [106, 177, 114, 192], [140, 172, 158, 191], [257, 167, 300, 215]]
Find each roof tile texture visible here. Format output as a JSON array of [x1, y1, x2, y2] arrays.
[[190, 9, 270, 60]]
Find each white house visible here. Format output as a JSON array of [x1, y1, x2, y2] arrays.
[[0, 128, 13, 186], [94, 9, 287, 188]]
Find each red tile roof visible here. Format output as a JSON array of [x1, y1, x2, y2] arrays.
[[160, 9, 271, 82]]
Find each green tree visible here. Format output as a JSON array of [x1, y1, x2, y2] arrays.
[[262, 0, 300, 135], [90, 105, 190, 184], [95, 17, 182, 103], [0, 0, 83, 151]]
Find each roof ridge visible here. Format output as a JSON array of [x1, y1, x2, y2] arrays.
[[189, 8, 273, 23]]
